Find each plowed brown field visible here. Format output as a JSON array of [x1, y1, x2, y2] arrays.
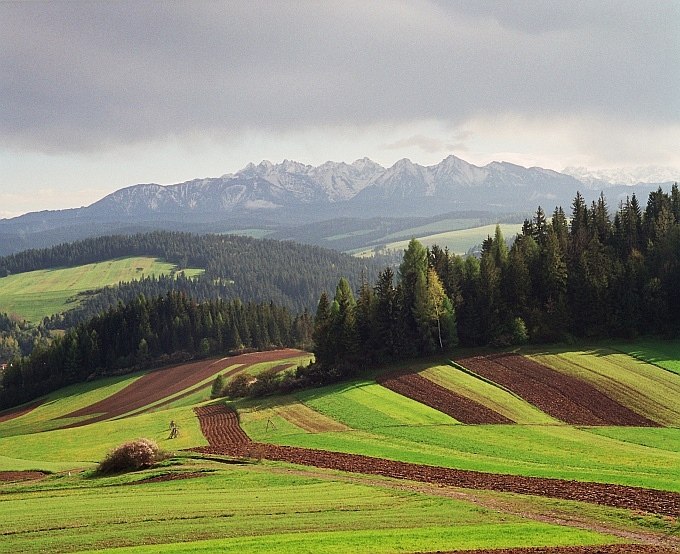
[[191, 404, 680, 518], [378, 372, 513, 424], [456, 354, 658, 427], [438, 546, 678, 554], [0, 471, 47, 482], [60, 349, 305, 427], [0, 400, 43, 423]]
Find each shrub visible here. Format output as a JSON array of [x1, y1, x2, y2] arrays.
[[224, 373, 252, 398], [97, 438, 162, 475]]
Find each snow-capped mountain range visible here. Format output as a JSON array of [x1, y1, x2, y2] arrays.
[[0, 154, 676, 256], [81, 155, 605, 216]]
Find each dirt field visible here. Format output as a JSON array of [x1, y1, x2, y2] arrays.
[[0, 471, 47, 482], [437, 546, 678, 554], [60, 349, 305, 427], [378, 371, 514, 424], [456, 354, 658, 426], [191, 404, 680, 518], [0, 400, 44, 423]]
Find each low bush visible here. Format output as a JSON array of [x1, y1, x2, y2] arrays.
[[97, 438, 163, 475]]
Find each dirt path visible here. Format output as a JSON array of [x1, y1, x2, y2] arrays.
[[378, 371, 514, 424], [456, 354, 658, 427], [59, 349, 305, 427], [191, 404, 680, 518]]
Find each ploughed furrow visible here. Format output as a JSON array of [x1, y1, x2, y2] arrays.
[[191, 404, 680, 517], [456, 354, 658, 427], [194, 404, 250, 448], [377, 372, 513, 424], [59, 348, 304, 427], [438, 546, 677, 554]]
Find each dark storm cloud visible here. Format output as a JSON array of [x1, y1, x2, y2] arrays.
[[1, 0, 678, 153]]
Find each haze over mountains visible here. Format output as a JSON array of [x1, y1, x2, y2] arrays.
[[1, 155, 676, 256]]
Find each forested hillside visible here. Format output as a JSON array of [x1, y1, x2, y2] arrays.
[[0, 291, 311, 409], [0, 231, 382, 319], [308, 187, 680, 383]]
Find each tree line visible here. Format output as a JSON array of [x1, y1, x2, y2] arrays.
[[0, 231, 383, 316], [0, 291, 312, 409], [309, 186, 680, 381]]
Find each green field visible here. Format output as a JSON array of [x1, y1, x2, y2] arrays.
[[238, 379, 680, 491], [1, 347, 679, 552], [0, 257, 204, 322], [611, 339, 680, 375], [353, 223, 523, 256], [0, 463, 626, 554]]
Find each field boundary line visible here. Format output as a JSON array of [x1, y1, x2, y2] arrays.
[[448, 359, 526, 403]]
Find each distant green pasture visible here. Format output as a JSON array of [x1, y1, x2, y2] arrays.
[[0, 257, 204, 322], [353, 223, 523, 256]]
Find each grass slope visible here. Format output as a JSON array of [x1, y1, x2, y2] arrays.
[[527, 347, 680, 426], [0, 256, 204, 322], [236, 374, 680, 492], [612, 339, 680, 376], [2, 346, 679, 552], [0, 465, 619, 554]]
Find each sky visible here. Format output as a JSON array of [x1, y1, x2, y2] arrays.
[[1, 1, 679, 218]]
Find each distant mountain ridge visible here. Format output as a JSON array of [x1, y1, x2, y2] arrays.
[[1, 155, 676, 256]]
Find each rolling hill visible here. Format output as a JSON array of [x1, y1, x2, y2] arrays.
[[1, 344, 679, 552]]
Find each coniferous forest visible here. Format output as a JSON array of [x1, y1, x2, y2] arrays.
[[310, 187, 680, 379], [0, 231, 384, 319], [0, 291, 312, 409]]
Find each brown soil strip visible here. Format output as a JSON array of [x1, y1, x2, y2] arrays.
[[129, 471, 207, 485], [437, 546, 678, 554], [0, 471, 47, 482], [456, 354, 658, 427], [0, 400, 44, 423], [378, 371, 514, 424], [191, 404, 680, 518], [59, 349, 305, 427]]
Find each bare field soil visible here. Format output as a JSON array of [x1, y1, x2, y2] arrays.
[[440, 545, 679, 554], [456, 354, 658, 427], [0, 471, 47, 482], [192, 404, 680, 518], [60, 349, 305, 426], [0, 400, 44, 423], [378, 371, 513, 424]]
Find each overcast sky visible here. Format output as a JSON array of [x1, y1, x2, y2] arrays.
[[1, 0, 679, 218]]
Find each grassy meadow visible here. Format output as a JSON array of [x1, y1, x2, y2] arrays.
[[0, 257, 204, 322], [1, 346, 679, 552]]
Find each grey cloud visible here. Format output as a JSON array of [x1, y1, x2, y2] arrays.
[[1, 0, 678, 153]]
